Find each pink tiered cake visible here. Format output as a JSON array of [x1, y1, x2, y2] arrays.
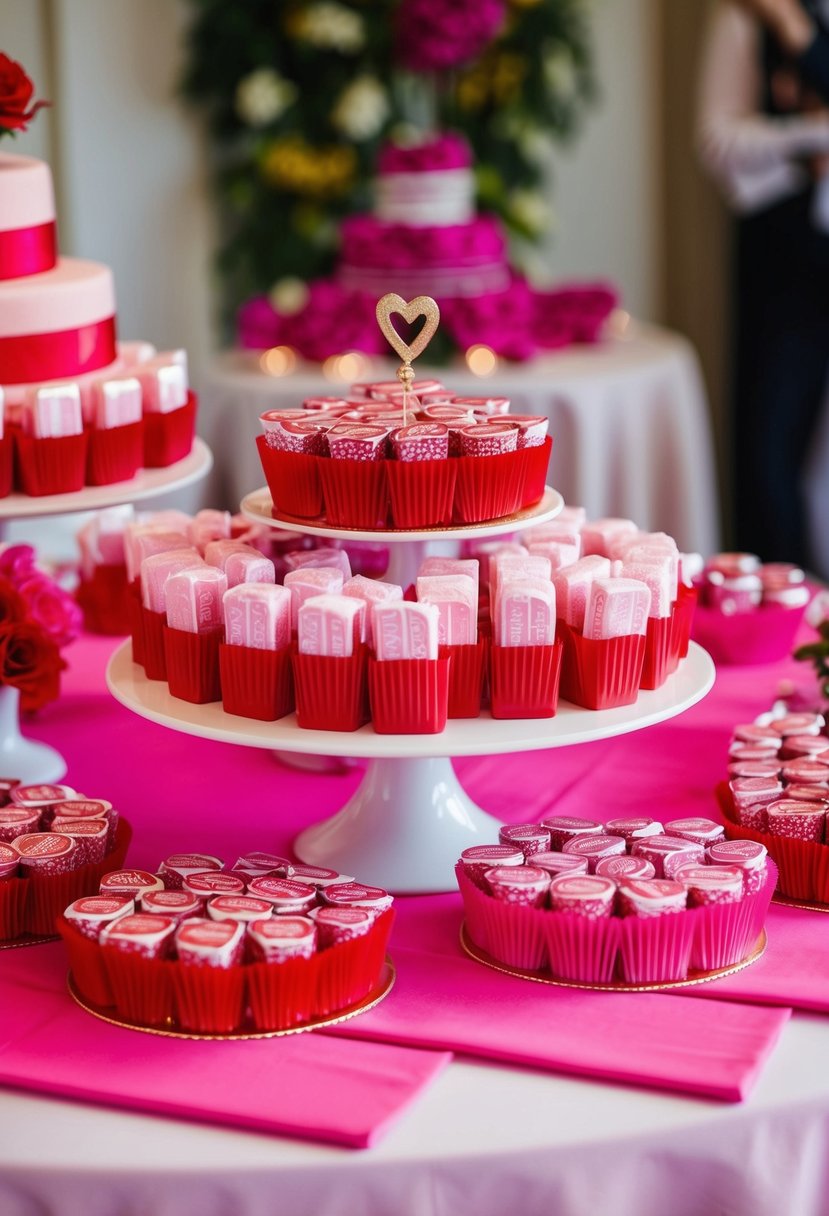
[[0, 151, 197, 494]]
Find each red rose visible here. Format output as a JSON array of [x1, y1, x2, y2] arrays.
[[0, 54, 49, 135], [0, 576, 28, 627], [0, 622, 64, 712]]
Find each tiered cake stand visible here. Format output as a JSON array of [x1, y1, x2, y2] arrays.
[[107, 482, 715, 893], [5, 440, 213, 782]]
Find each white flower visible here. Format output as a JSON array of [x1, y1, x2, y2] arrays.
[[268, 277, 310, 316], [331, 76, 389, 141], [509, 189, 553, 236], [806, 589, 829, 628], [296, 3, 365, 53], [543, 44, 578, 99], [235, 69, 296, 127]]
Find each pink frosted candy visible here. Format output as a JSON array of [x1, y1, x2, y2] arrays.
[[327, 423, 390, 461], [553, 556, 612, 631], [459, 421, 518, 457], [674, 864, 744, 907], [562, 833, 626, 873], [418, 557, 479, 602], [365, 379, 444, 400], [134, 354, 188, 414], [706, 839, 768, 893], [530, 851, 590, 878], [22, 383, 83, 438], [631, 835, 703, 879], [490, 552, 552, 599], [580, 518, 637, 558], [549, 873, 616, 919], [223, 583, 291, 650], [372, 600, 439, 660], [416, 574, 477, 646], [508, 415, 549, 449], [664, 818, 725, 845], [770, 712, 825, 737], [620, 559, 673, 618], [729, 775, 785, 809], [64, 895, 134, 940], [618, 878, 687, 918], [204, 540, 252, 571], [783, 784, 829, 804], [540, 816, 603, 851], [247, 915, 317, 962], [595, 855, 656, 881], [302, 396, 349, 411], [527, 539, 581, 573], [781, 758, 829, 785], [460, 844, 524, 880], [557, 505, 587, 528], [284, 548, 352, 580], [309, 905, 374, 948], [583, 576, 651, 639], [727, 758, 782, 779], [125, 526, 191, 583], [466, 541, 526, 586], [499, 824, 552, 857], [140, 548, 204, 613], [285, 567, 345, 630], [780, 734, 829, 760], [605, 817, 664, 844], [342, 576, 403, 645], [224, 549, 275, 587], [766, 799, 826, 843], [731, 724, 782, 748], [298, 594, 363, 658], [485, 865, 551, 907], [391, 422, 449, 461], [189, 509, 232, 551], [451, 396, 511, 416], [175, 917, 245, 968], [165, 566, 226, 633], [100, 913, 176, 959], [493, 580, 555, 647], [90, 376, 142, 430]]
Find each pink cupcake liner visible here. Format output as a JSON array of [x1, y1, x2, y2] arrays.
[[445, 638, 488, 718], [15, 431, 88, 496], [58, 917, 115, 1008], [520, 436, 553, 508], [543, 910, 621, 984], [256, 435, 324, 519], [692, 598, 807, 666], [170, 962, 247, 1034], [163, 625, 223, 704], [489, 642, 562, 719], [142, 392, 197, 468], [453, 449, 528, 523], [456, 867, 547, 970], [557, 621, 646, 710], [640, 615, 673, 690], [100, 949, 175, 1027], [368, 655, 450, 734], [314, 909, 393, 1016], [219, 642, 293, 721], [292, 645, 369, 732], [318, 458, 388, 529], [386, 457, 457, 528], [86, 421, 144, 486], [618, 912, 695, 984], [689, 862, 776, 971]]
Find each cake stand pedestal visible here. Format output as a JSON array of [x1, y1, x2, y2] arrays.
[[106, 641, 714, 893]]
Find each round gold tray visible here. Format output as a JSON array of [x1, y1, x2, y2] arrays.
[[67, 958, 395, 1040], [0, 934, 58, 951], [459, 923, 766, 992], [772, 894, 829, 914]]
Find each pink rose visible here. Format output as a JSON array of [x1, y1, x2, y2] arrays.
[[0, 544, 36, 584], [17, 573, 82, 649]]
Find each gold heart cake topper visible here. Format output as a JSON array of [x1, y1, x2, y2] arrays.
[[376, 293, 440, 366]]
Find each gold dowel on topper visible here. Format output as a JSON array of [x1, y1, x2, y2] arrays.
[[375, 293, 440, 426]]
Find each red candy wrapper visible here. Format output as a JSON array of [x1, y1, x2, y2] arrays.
[[521, 435, 553, 509], [140, 605, 168, 680], [0, 879, 29, 941], [246, 953, 318, 1031], [691, 598, 807, 666], [142, 391, 197, 467], [640, 614, 673, 691], [128, 579, 144, 666], [219, 642, 293, 721], [669, 584, 697, 668], [444, 638, 488, 719], [318, 457, 388, 529], [0, 435, 13, 498], [76, 563, 133, 635], [163, 625, 223, 704], [489, 643, 562, 719], [256, 434, 324, 519], [368, 655, 450, 734], [101, 948, 174, 1027], [86, 421, 144, 486], [293, 645, 369, 731], [25, 818, 132, 937], [314, 907, 393, 1015], [557, 621, 646, 711], [170, 962, 247, 1034], [15, 431, 88, 496], [453, 449, 527, 524], [59, 917, 115, 1008], [385, 457, 457, 528]]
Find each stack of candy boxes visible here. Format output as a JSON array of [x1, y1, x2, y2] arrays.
[[256, 378, 552, 528], [718, 710, 829, 902], [456, 813, 776, 984], [1, 346, 197, 496], [0, 780, 130, 941], [58, 850, 394, 1034], [125, 502, 699, 731]]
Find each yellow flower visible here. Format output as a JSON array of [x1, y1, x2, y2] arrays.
[[260, 136, 356, 197]]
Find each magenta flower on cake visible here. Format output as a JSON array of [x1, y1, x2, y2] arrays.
[[395, 0, 506, 73]]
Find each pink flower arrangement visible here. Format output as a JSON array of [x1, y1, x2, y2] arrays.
[[0, 545, 80, 710], [394, 0, 506, 73], [378, 134, 471, 175]]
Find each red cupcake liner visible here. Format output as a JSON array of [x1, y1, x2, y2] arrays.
[[368, 655, 450, 734], [520, 436, 553, 508], [543, 910, 621, 984], [141, 606, 168, 680], [292, 645, 369, 731], [163, 625, 223, 704], [86, 421, 144, 486], [692, 598, 807, 666], [142, 392, 197, 467], [717, 782, 829, 902], [58, 918, 115, 1008], [15, 431, 88, 496], [689, 862, 776, 971], [314, 908, 394, 1016], [489, 642, 562, 719], [453, 448, 528, 524], [246, 953, 319, 1031], [445, 638, 488, 718], [318, 457, 389, 529], [256, 435, 324, 519], [669, 584, 697, 668], [25, 818, 132, 936], [557, 621, 646, 710], [0, 434, 13, 498], [76, 563, 132, 636], [386, 458, 457, 528], [128, 579, 144, 666], [618, 912, 696, 984], [101, 948, 175, 1027], [170, 962, 247, 1034], [456, 866, 548, 970], [0, 877, 29, 941], [640, 614, 673, 690], [219, 643, 293, 721]]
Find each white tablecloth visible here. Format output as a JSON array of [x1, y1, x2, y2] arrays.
[[199, 322, 721, 556]]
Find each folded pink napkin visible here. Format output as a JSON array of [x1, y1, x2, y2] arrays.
[[0, 943, 450, 1149]]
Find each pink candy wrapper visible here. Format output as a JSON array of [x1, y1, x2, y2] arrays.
[[544, 909, 621, 984], [557, 621, 646, 710], [219, 642, 293, 721], [142, 391, 197, 467], [444, 639, 488, 719], [617, 912, 695, 984], [385, 457, 457, 528], [717, 781, 829, 902], [318, 458, 388, 529], [456, 866, 547, 970], [692, 597, 808, 666], [15, 431, 88, 496], [163, 625, 223, 704], [368, 656, 450, 735], [86, 421, 144, 486], [256, 434, 324, 520], [688, 862, 776, 971], [489, 643, 562, 719], [640, 614, 673, 691], [293, 645, 369, 732], [453, 449, 527, 524]]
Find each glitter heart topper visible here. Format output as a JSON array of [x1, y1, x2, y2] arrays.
[[375, 293, 441, 422]]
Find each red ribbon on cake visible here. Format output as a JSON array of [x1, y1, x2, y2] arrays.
[[0, 220, 57, 280], [0, 315, 117, 384]]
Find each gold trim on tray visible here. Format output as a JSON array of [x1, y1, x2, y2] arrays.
[[772, 894, 829, 914], [67, 958, 395, 1040], [459, 922, 767, 992], [0, 934, 58, 951]]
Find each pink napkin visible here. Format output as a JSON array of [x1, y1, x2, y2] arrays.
[[0, 943, 450, 1149], [328, 901, 790, 1102]]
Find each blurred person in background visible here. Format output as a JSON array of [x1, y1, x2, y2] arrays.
[[697, 0, 829, 570]]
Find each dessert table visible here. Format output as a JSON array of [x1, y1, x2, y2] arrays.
[[200, 321, 721, 556], [1, 627, 828, 1215]]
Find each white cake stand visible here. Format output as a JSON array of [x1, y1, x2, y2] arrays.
[[107, 641, 715, 893]]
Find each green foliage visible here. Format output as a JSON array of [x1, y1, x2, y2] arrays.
[[795, 618, 829, 699]]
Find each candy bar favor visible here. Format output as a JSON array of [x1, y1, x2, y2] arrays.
[[416, 574, 477, 646], [64, 895, 134, 940], [141, 890, 203, 920], [342, 576, 403, 645], [553, 557, 612, 631], [223, 584, 291, 650], [373, 601, 439, 660], [247, 915, 317, 963], [165, 566, 226, 634], [582, 578, 650, 640], [298, 595, 364, 658], [175, 918, 245, 968], [285, 568, 346, 630]]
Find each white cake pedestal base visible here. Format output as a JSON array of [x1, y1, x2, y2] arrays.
[[0, 686, 66, 783]]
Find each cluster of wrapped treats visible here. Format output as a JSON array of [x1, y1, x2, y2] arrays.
[[728, 712, 829, 841], [0, 782, 118, 877], [696, 553, 808, 614], [461, 815, 769, 918], [63, 852, 392, 966]]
